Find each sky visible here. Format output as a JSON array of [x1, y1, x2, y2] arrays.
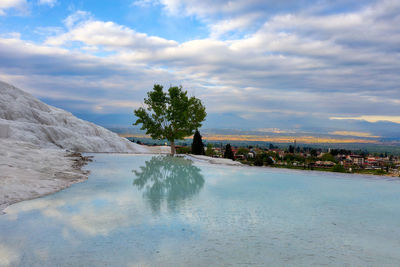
[[1, 0, 400, 140]]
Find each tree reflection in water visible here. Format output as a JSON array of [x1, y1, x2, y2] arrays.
[[132, 156, 204, 213]]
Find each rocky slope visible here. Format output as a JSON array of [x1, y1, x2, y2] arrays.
[[0, 81, 168, 212], [0, 81, 155, 153]]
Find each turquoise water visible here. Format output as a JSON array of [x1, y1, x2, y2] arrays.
[[1, 154, 400, 266]]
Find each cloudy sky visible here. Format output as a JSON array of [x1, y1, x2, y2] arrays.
[[1, 0, 400, 139]]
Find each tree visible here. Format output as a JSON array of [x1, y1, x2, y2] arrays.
[[134, 84, 206, 154], [224, 144, 234, 160], [254, 155, 264, 166], [321, 152, 337, 163], [191, 129, 205, 155], [265, 156, 274, 165], [332, 164, 346, 173], [236, 147, 250, 156], [269, 143, 276, 149], [310, 149, 318, 157], [176, 146, 191, 154], [205, 143, 215, 156]]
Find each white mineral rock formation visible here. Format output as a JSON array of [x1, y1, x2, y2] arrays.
[[0, 81, 162, 153], [0, 81, 168, 212]]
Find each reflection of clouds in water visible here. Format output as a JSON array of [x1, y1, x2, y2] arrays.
[[61, 228, 81, 246], [92, 168, 123, 176], [132, 156, 204, 213], [44, 192, 146, 236], [5, 188, 147, 236], [202, 167, 241, 186], [4, 199, 67, 221], [203, 165, 274, 187], [4, 155, 157, 237], [3, 156, 251, 238], [0, 244, 19, 266], [33, 248, 49, 262]]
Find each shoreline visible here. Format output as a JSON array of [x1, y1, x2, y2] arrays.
[[0, 146, 169, 215], [1, 152, 236, 214], [186, 154, 400, 179], [270, 165, 400, 178], [2, 151, 397, 214], [258, 163, 400, 178], [0, 145, 92, 214]]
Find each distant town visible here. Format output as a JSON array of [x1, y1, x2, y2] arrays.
[[128, 137, 400, 177]]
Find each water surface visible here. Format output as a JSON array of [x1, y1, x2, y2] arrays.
[[1, 154, 400, 266]]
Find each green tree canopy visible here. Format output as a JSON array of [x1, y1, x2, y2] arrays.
[[320, 152, 337, 163], [205, 143, 215, 156], [332, 164, 346, 173], [134, 84, 206, 154], [236, 147, 250, 155]]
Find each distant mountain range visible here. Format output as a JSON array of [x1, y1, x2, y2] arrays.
[[74, 112, 400, 145]]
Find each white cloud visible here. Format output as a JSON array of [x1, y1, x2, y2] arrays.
[[46, 12, 177, 51], [158, 0, 326, 37], [38, 0, 57, 7], [329, 131, 380, 138], [160, 0, 261, 17], [1, 1, 400, 134], [209, 14, 261, 38], [0, 32, 21, 39], [63, 10, 92, 28], [131, 0, 157, 8], [0, 0, 28, 15], [330, 116, 400, 124], [0, 0, 26, 9]]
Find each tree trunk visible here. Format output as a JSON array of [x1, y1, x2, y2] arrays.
[[170, 140, 176, 155]]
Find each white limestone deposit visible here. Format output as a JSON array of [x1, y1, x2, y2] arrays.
[[186, 154, 243, 166], [0, 81, 156, 153], [0, 139, 89, 212], [0, 81, 168, 212]]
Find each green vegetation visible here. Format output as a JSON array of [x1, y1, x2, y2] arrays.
[[320, 153, 337, 163], [283, 154, 306, 163], [176, 146, 191, 154], [373, 169, 387, 175], [356, 169, 387, 175], [253, 155, 264, 166], [205, 143, 215, 157], [332, 164, 346, 173], [126, 133, 399, 177], [191, 130, 205, 155], [133, 84, 206, 154], [236, 147, 249, 156], [224, 144, 234, 160], [265, 155, 274, 165]]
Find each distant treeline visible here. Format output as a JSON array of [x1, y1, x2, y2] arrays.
[[127, 137, 400, 156]]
